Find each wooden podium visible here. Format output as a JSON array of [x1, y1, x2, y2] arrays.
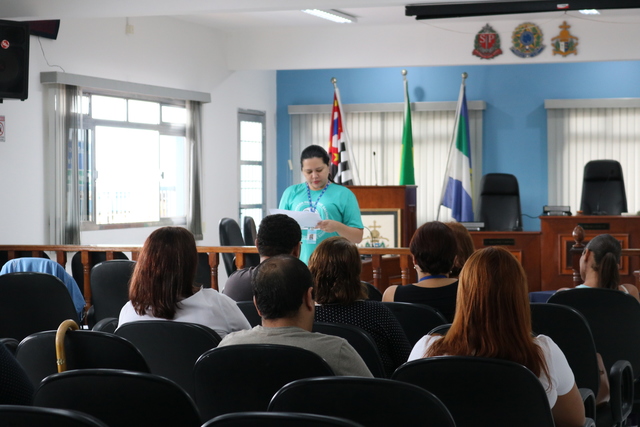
[[540, 215, 640, 290], [350, 186, 417, 291], [349, 186, 417, 247]]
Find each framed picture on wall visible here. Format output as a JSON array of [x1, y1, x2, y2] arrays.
[[358, 209, 401, 248]]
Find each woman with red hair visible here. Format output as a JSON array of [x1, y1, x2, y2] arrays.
[[409, 246, 584, 427]]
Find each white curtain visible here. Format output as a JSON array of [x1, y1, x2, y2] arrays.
[[290, 104, 484, 225], [186, 100, 203, 240], [547, 105, 640, 214], [46, 84, 83, 244]]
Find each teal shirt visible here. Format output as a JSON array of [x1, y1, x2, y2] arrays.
[[279, 182, 363, 264]]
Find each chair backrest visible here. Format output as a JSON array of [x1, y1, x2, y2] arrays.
[[0, 273, 79, 341], [89, 259, 136, 326], [219, 217, 246, 276], [312, 322, 386, 378], [580, 159, 627, 215], [381, 302, 448, 346], [204, 412, 364, 427], [33, 369, 202, 427], [193, 344, 335, 420], [115, 320, 221, 398], [548, 288, 640, 378], [477, 173, 522, 231], [392, 356, 555, 427], [71, 251, 129, 296], [269, 377, 456, 427], [0, 258, 84, 321], [242, 216, 261, 267], [0, 405, 109, 427], [363, 281, 382, 301], [15, 328, 149, 388], [91, 317, 119, 333], [530, 302, 600, 395], [236, 301, 262, 327]]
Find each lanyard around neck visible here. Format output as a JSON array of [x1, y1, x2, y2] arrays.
[[306, 182, 330, 213], [419, 274, 447, 282]]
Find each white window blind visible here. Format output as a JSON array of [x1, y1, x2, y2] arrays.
[[546, 99, 640, 215], [289, 101, 484, 226]]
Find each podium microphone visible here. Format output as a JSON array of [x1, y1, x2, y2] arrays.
[[372, 151, 378, 186]]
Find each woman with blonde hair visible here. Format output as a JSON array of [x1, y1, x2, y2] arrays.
[[309, 236, 410, 377], [119, 227, 250, 337], [409, 246, 584, 427]]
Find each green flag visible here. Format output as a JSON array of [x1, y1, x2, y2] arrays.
[[399, 77, 415, 185]]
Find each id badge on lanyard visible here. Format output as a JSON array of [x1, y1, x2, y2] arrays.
[[306, 228, 317, 244]]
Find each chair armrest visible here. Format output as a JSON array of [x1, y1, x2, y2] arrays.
[[609, 359, 634, 424], [579, 387, 596, 420]]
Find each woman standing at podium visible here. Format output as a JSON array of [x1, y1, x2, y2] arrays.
[[279, 145, 363, 264]]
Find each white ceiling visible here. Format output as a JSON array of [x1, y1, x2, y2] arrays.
[[3, 0, 636, 32]]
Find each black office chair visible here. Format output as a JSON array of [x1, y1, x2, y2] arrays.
[[392, 356, 556, 427], [477, 173, 522, 231], [269, 377, 456, 427], [243, 216, 260, 268], [548, 288, 639, 420], [71, 251, 129, 297], [15, 326, 149, 388], [115, 320, 221, 399], [580, 160, 627, 215], [87, 259, 135, 328], [0, 273, 79, 341], [193, 344, 335, 420], [381, 302, 448, 346], [204, 412, 364, 427], [33, 369, 202, 427], [236, 301, 261, 327], [219, 217, 248, 277], [0, 406, 109, 427], [196, 252, 213, 288], [312, 322, 386, 378], [91, 317, 118, 333], [530, 302, 631, 426], [363, 281, 383, 301]]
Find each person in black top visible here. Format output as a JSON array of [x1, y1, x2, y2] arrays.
[[222, 214, 301, 302], [310, 236, 411, 376], [382, 221, 459, 322]]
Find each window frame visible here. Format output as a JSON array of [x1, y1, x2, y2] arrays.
[[79, 89, 188, 231], [238, 109, 267, 226]]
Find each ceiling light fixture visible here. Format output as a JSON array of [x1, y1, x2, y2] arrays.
[[579, 9, 601, 14], [301, 9, 357, 24]]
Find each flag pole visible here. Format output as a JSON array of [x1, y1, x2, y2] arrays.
[[437, 72, 467, 220], [331, 77, 361, 185]]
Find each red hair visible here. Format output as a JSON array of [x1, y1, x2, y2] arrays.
[[427, 246, 549, 382]]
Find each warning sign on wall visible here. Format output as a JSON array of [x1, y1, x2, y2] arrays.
[[0, 116, 5, 142]]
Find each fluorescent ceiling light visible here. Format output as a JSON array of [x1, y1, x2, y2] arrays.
[[579, 9, 600, 14], [301, 9, 357, 24]]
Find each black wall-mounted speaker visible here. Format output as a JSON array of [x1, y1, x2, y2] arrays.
[[0, 20, 30, 101]]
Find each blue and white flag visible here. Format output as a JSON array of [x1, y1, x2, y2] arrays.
[[441, 78, 473, 222]]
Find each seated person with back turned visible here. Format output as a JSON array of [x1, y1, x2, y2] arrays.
[[218, 255, 372, 377], [119, 227, 251, 338], [382, 221, 459, 322], [223, 214, 301, 302]]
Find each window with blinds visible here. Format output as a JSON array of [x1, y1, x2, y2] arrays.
[[289, 101, 485, 225], [546, 99, 640, 215]]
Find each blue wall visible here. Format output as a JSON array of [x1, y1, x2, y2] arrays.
[[277, 61, 640, 231]]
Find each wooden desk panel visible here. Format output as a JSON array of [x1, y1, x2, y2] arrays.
[[540, 216, 640, 290], [470, 232, 542, 292]]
